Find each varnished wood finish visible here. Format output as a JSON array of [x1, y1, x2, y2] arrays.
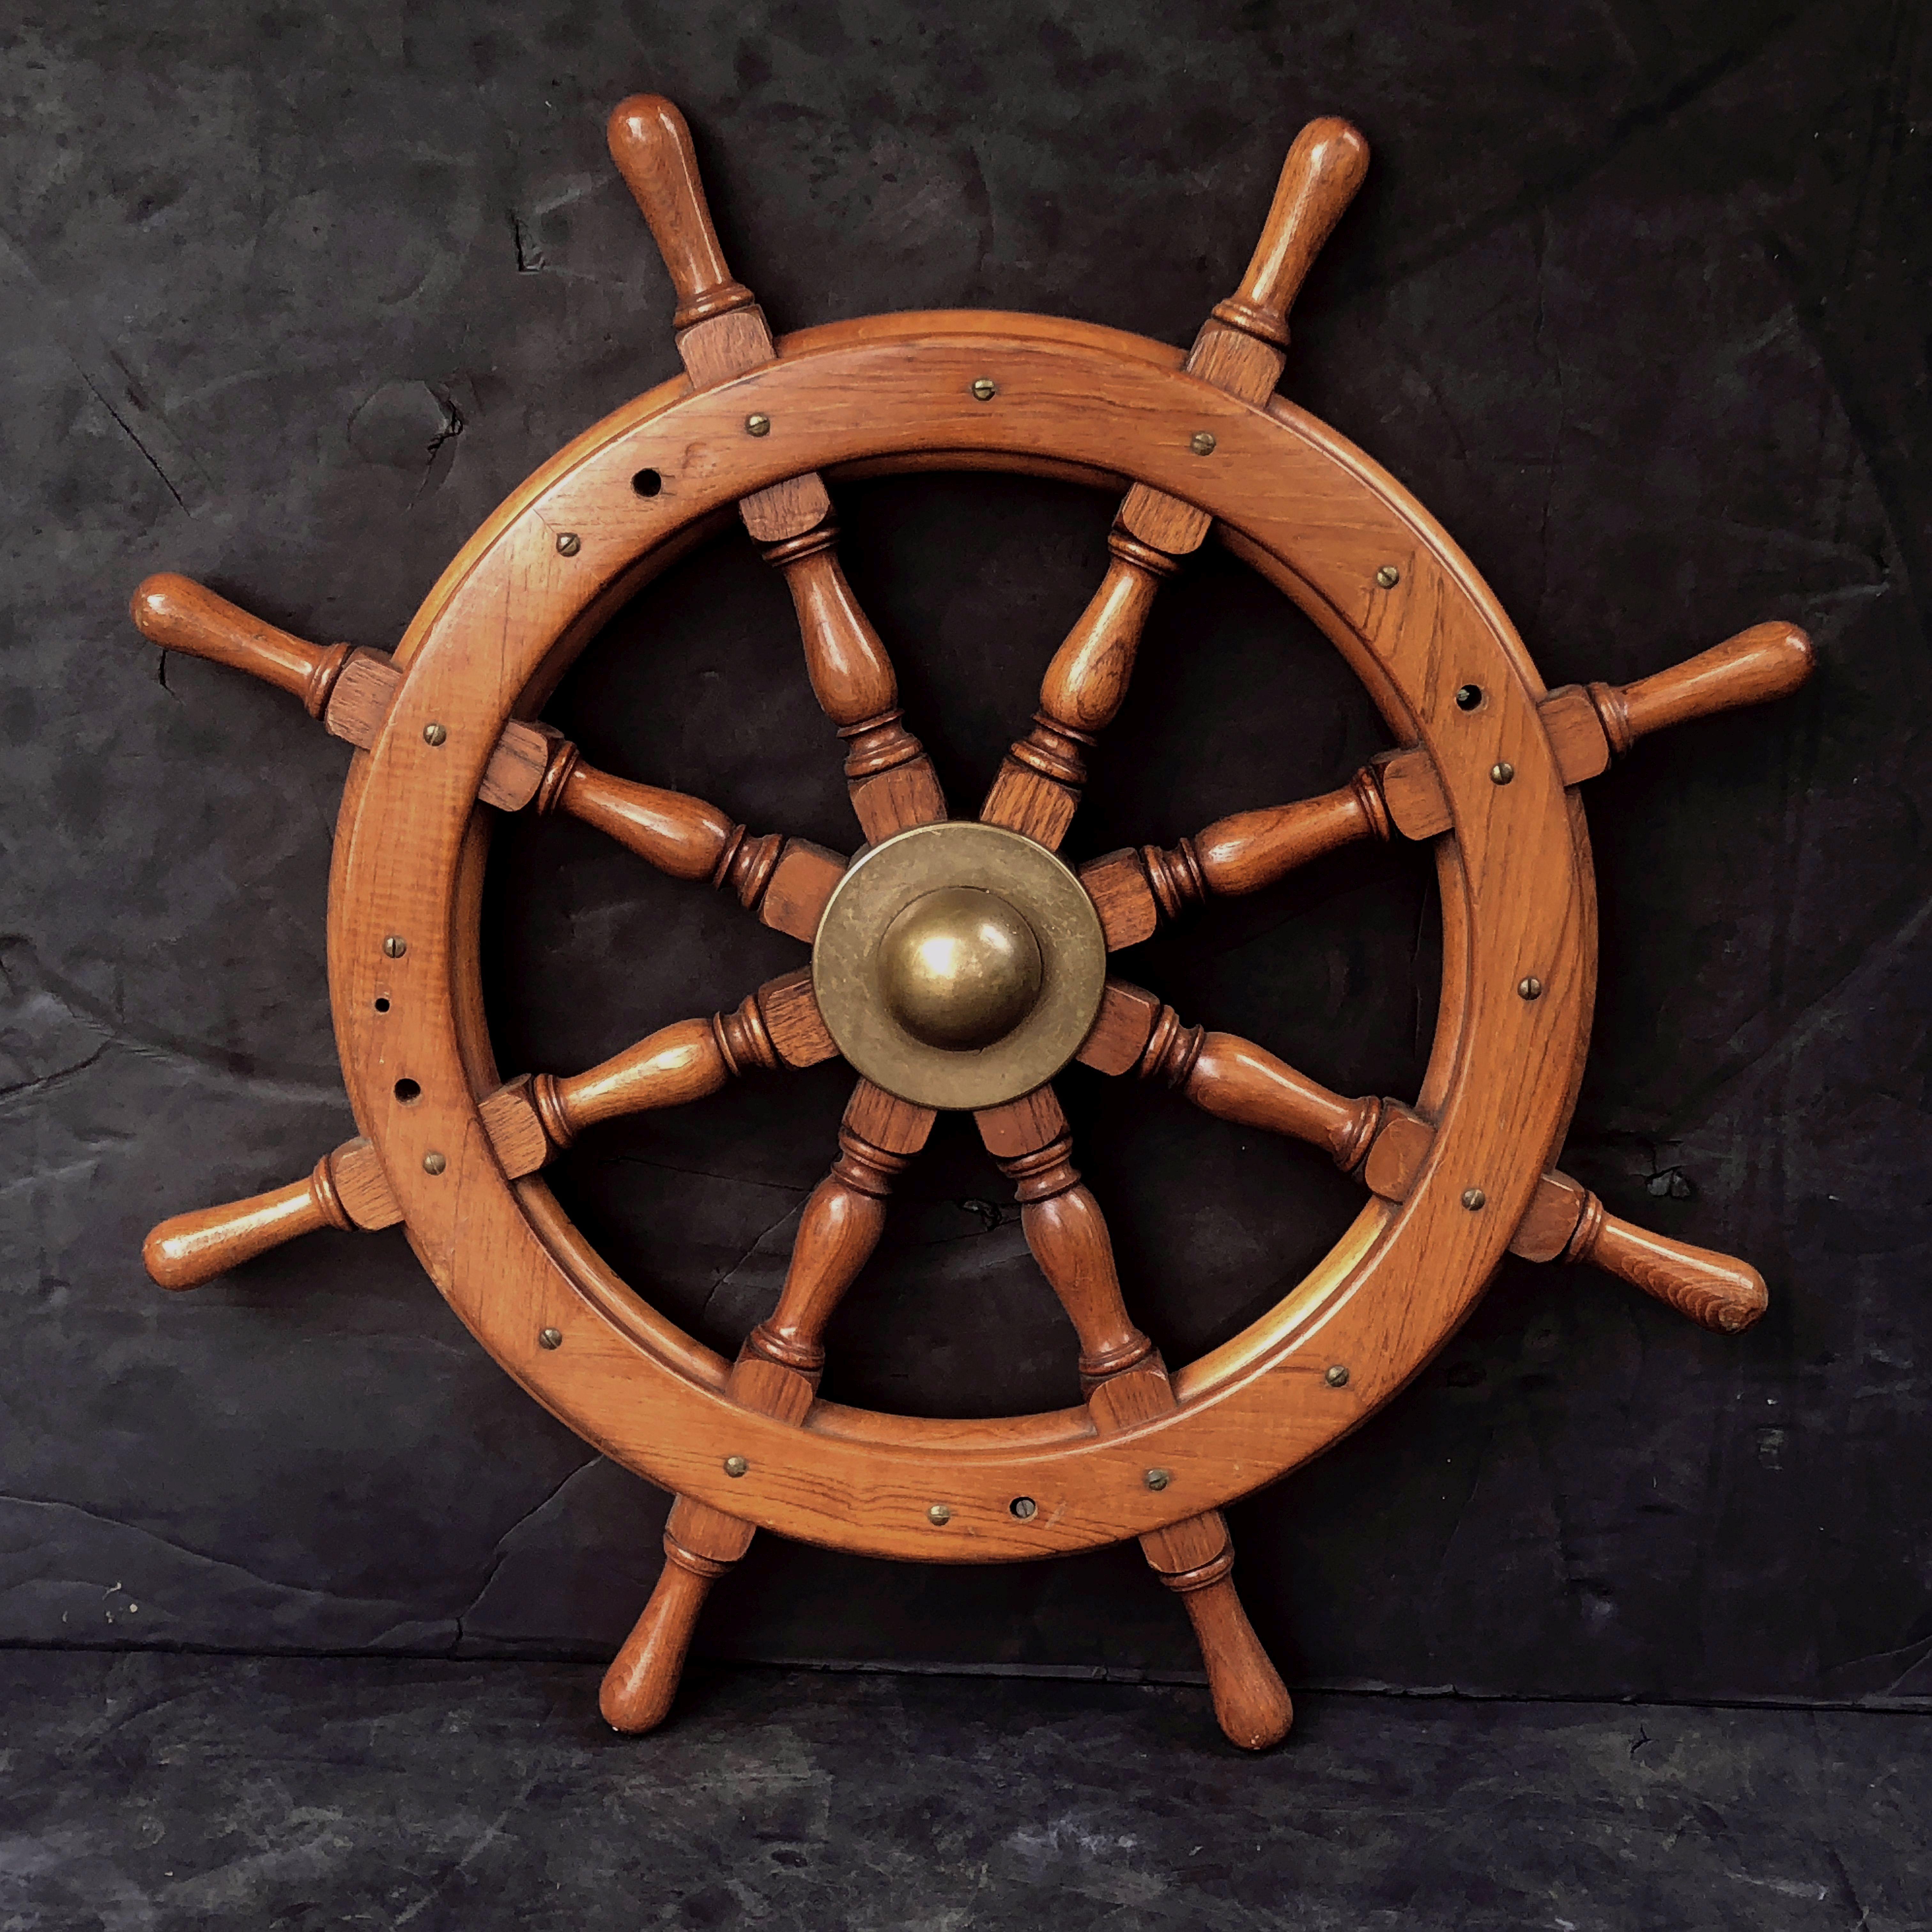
[[762, 522, 947, 840], [976, 1085, 1291, 1747], [605, 1078, 934, 1731], [140, 979, 826, 1288], [134, 93, 1810, 1755]]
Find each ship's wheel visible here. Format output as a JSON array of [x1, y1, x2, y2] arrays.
[[135, 96, 1812, 1749]]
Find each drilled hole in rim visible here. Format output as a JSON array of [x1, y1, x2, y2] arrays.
[[373, 997, 390, 1013], [394, 1077, 422, 1104], [631, 468, 662, 497], [1455, 684, 1483, 710], [1009, 1496, 1037, 1520]]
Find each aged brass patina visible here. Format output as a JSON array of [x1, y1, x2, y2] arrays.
[[878, 886, 1045, 1050], [811, 821, 1106, 1110]]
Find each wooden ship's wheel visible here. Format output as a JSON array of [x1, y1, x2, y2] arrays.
[[134, 97, 1813, 1749]]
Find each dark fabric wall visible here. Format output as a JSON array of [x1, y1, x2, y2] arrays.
[[2, 0, 1926, 1705]]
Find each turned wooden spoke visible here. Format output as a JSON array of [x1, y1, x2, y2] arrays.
[[128, 576, 847, 943], [982, 118, 1369, 852], [608, 98, 946, 843], [1079, 619, 1817, 949], [975, 1083, 1293, 1748], [602, 1079, 934, 1733], [142, 973, 836, 1290], [1078, 979, 1768, 1336]]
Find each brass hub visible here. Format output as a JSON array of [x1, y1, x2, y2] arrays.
[[878, 887, 1045, 1050], [811, 822, 1107, 1110]]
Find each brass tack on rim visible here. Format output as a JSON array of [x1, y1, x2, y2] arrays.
[[927, 1503, 952, 1525], [1325, 1364, 1351, 1388], [423, 1151, 447, 1175], [1144, 1468, 1171, 1491], [971, 377, 997, 401], [538, 1327, 563, 1350], [1189, 431, 1217, 456], [1491, 761, 1515, 785], [745, 412, 771, 436], [1462, 1186, 1486, 1210], [1519, 976, 1543, 1000], [382, 934, 407, 958], [555, 531, 581, 556], [422, 722, 447, 746], [1375, 564, 1401, 588], [724, 1454, 749, 1478]]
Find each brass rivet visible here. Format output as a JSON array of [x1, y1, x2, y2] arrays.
[[1009, 1496, 1037, 1519], [423, 1151, 447, 1176], [1144, 1468, 1171, 1491], [1376, 564, 1401, 589], [422, 722, 447, 746], [971, 377, 997, 401], [724, 1454, 748, 1478], [927, 1503, 952, 1525], [1189, 431, 1216, 456], [746, 412, 771, 436], [539, 1327, 563, 1350], [382, 934, 407, 959], [1519, 976, 1543, 1000], [1325, 1363, 1350, 1388], [555, 531, 581, 556], [1462, 1186, 1486, 1210], [1491, 761, 1515, 785]]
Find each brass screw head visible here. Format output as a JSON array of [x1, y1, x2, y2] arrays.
[[971, 377, 997, 401], [927, 1503, 952, 1525], [383, 934, 407, 958], [1009, 1496, 1037, 1520], [1491, 761, 1515, 785], [1376, 564, 1401, 589], [746, 412, 771, 436], [1189, 431, 1217, 456], [539, 1327, 563, 1350], [422, 722, 447, 746], [423, 1151, 447, 1176], [1462, 1186, 1486, 1210], [1325, 1363, 1350, 1388], [724, 1454, 749, 1478], [1144, 1468, 1171, 1491], [1519, 976, 1543, 1000], [555, 531, 581, 556]]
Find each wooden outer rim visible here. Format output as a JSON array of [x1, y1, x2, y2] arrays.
[[330, 312, 1594, 1563]]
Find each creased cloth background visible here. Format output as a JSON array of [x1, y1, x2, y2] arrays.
[[1, 0, 1926, 1705]]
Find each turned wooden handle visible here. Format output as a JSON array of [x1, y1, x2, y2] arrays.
[[553, 1016, 737, 1136], [556, 763, 736, 880], [1568, 1198, 1768, 1334], [131, 574, 345, 717], [1178, 1573, 1295, 1750], [1185, 1033, 1382, 1172], [1593, 621, 1815, 755], [1193, 772, 1388, 895], [606, 95, 753, 329], [143, 1161, 344, 1290], [600, 1545, 722, 1733], [1224, 117, 1370, 339]]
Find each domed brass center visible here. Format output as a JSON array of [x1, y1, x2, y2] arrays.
[[877, 887, 1045, 1052]]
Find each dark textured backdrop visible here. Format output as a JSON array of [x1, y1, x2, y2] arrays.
[[2, 0, 1926, 1707]]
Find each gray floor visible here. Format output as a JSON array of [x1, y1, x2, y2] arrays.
[[3, 1653, 1925, 1930]]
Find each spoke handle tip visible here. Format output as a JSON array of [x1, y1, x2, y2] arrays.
[[1592, 620, 1815, 754], [606, 94, 756, 329], [1222, 116, 1370, 341], [130, 574, 349, 717]]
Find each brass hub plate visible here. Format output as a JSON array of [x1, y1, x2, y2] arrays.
[[811, 821, 1107, 1110]]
